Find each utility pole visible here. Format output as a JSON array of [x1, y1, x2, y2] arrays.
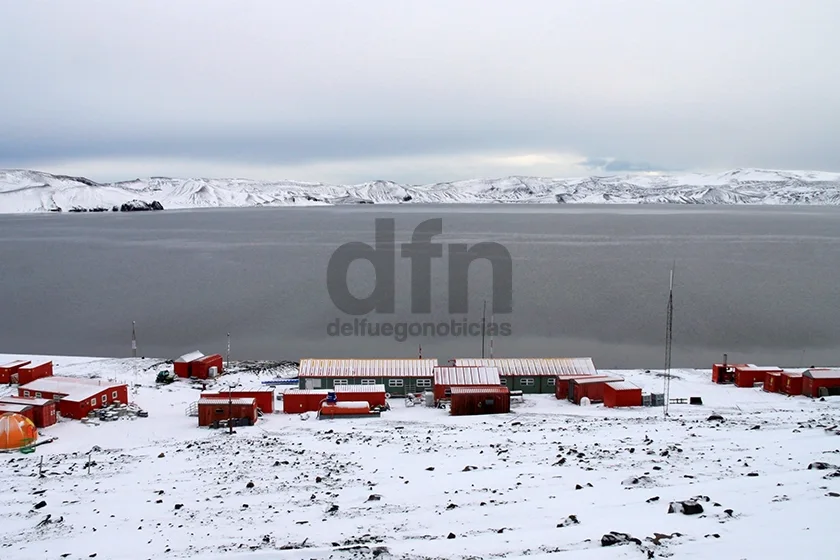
[[228, 383, 234, 435], [226, 332, 231, 370], [481, 300, 487, 359], [664, 266, 675, 418], [132, 321, 137, 358], [490, 311, 495, 359]]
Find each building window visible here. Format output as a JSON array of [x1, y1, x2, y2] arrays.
[[416, 379, 432, 388], [35, 392, 42, 398], [333, 379, 348, 386], [500, 379, 507, 386], [90, 398, 96, 406], [520, 378, 535, 386], [101, 394, 107, 403], [388, 379, 404, 388], [547, 378, 556, 386], [112, 391, 118, 399], [23, 391, 30, 397], [360, 379, 376, 385], [215, 408, 224, 414]]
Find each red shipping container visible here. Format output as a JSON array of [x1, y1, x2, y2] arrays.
[[319, 401, 372, 418], [283, 389, 329, 413], [201, 389, 275, 413], [734, 366, 782, 388], [570, 376, 624, 404], [449, 386, 510, 416], [763, 371, 782, 393], [16, 361, 53, 385], [0, 396, 57, 427], [802, 369, 840, 398], [711, 363, 747, 384], [780, 372, 803, 395], [198, 397, 257, 427], [190, 354, 224, 380], [333, 385, 387, 408], [0, 402, 35, 424], [603, 381, 643, 408], [0, 360, 31, 384], [555, 375, 608, 400]]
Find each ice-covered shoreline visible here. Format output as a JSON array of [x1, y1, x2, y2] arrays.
[[3, 167, 840, 214]]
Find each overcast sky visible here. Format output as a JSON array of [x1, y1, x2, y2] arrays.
[[1, 1, 838, 184]]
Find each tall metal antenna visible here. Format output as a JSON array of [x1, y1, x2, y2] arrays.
[[664, 265, 675, 418], [481, 300, 487, 359], [490, 311, 495, 359], [132, 321, 137, 358], [226, 332, 231, 370]]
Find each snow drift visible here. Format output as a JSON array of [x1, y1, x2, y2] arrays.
[[2, 168, 840, 214]]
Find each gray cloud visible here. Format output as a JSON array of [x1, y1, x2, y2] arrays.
[[1, 1, 839, 181]]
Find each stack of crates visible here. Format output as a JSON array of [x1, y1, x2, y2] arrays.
[[642, 393, 666, 407]]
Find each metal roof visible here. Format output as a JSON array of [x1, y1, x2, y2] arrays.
[[804, 369, 840, 379], [176, 351, 204, 363], [454, 358, 597, 377], [0, 403, 33, 413], [0, 360, 31, 369], [324, 401, 370, 409], [283, 389, 330, 396], [605, 381, 640, 391], [434, 366, 501, 386], [449, 386, 510, 395], [18, 360, 51, 369], [735, 365, 782, 372], [0, 396, 54, 407], [198, 397, 256, 406], [20, 376, 126, 402], [572, 375, 624, 385], [333, 384, 387, 393], [298, 359, 437, 378]]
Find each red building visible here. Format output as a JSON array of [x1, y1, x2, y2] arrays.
[[712, 363, 747, 384], [0, 360, 31, 384], [198, 397, 257, 427], [603, 381, 643, 408], [555, 374, 608, 400], [201, 388, 275, 413], [282, 389, 329, 413], [802, 369, 840, 398], [19, 377, 128, 420], [191, 354, 224, 379], [16, 361, 54, 385], [174, 351, 204, 378], [569, 375, 624, 404], [433, 366, 501, 400], [449, 386, 510, 416], [332, 384, 387, 409], [781, 371, 804, 395], [0, 402, 35, 424], [734, 365, 783, 388], [763, 371, 782, 393], [0, 396, 58, 427]]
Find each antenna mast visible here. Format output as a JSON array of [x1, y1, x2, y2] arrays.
[[664, 266, 675, 418], [481, 300, 487, 359], [132, 321, 137, 358]]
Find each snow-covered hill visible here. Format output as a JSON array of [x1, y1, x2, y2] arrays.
[[2, 168, 840, 213]]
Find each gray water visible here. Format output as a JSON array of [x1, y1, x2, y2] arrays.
[[1, 204, 839, 369]]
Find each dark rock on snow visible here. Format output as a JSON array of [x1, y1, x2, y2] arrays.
[[668, 500, 704, 515]]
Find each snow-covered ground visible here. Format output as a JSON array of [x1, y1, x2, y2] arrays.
[[2, 353, 840, 559], [3, 168, 840, 213]]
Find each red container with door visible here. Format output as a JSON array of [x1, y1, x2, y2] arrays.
[[763, 371, 782, 393], [202, 389, 275, 413], [0, 360, 31, 384], [734, 366, 782, 388], [0, 396, 57, 427], [16, 361, 53, 385], [191, 354, 224, 380], [802, 369, 840, 398], [555, 375, 605, 400], [781, 372, 804, 395], [282, 389, 329, 413], [569, 376, 624, 404], [603, 381, 643, 408]]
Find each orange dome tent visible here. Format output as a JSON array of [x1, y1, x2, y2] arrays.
[[0, 412, 38, 451]]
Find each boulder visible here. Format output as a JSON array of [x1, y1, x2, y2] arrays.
[[668, 500, 704, 515]]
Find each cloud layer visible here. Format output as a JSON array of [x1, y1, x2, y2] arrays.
[[1, 1, 838, 182]]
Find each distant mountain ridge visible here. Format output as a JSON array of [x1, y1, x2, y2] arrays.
[[2, 167, 840, 213]]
